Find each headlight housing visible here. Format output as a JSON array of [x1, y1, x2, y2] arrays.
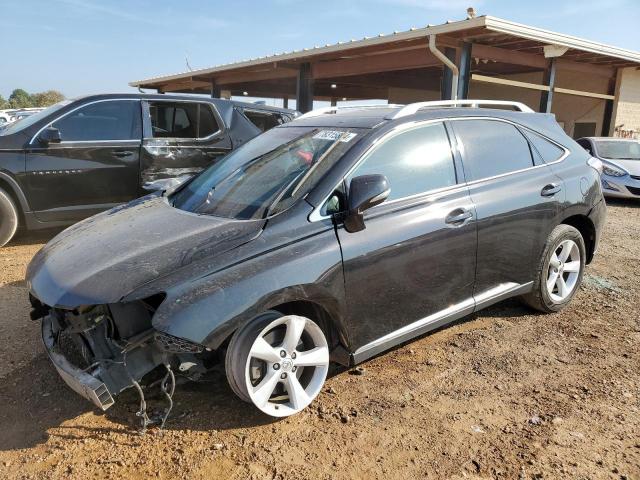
[[602, 162, 627, 177]]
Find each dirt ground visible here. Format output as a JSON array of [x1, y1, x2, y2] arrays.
[[0, 201, 638, 480]]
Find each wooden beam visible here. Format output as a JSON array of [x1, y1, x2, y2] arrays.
[[554, 87, 614, 100], [312, 49, 442, 79], [471, 44, 547, 69], [210, 68, 296, 85], [555, 59, 614, 78], [471, 74, 550, 91]]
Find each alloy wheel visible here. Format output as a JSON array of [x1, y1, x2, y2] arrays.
[[546, 239, 581, 302], [244, 315, 329, 417]]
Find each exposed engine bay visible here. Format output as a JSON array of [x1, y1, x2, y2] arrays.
[[31, 295, 211, 431]]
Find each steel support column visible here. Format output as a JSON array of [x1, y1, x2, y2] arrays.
[[457, 42, 472, 100], [601, 72, 617, 136], [296, 63, 314, 113], [283, 96, 289, 109], [440, 47, 457, 100], [210, 80, 221, 99], [539, 58, 557, 113]]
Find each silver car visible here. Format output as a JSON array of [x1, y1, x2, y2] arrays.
[[577, 137, 640, 199]]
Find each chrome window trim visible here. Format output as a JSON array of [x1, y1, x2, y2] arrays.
[[29, 98, 141, 146], [143, 99, 224, 142], [308, 116, 570, 223], [353, 281, 532, 361]]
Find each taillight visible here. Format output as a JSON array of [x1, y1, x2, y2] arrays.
[[587, 157, 603, 175]]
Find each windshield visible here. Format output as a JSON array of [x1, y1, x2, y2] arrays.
[[0, 100, 72, 136], [171, 126, 363, 219], [595, 140, 640, 161]]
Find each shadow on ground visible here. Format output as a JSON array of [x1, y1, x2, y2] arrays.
[[0, 262, 538, 452]]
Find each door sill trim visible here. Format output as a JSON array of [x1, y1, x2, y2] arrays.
[[351, 281, 532, 364]]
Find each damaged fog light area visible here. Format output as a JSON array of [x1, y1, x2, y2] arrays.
[[34, 296, 210, 432]]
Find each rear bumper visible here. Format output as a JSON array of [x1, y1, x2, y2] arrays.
[[588, 197, 607, 261], [42, 315, 115, 410]]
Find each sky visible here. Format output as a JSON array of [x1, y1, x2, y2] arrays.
[[2, 0, 639, 102]]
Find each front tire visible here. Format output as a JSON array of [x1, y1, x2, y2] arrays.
[[0, 188, 18, 247], [521, 224, 586, 313], [225, 312, 329, 417]]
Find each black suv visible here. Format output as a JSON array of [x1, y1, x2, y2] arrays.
[[0, 93, 296, 246], [28, 101, 605, 421]]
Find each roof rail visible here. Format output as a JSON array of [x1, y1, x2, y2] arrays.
[[297, 104, 403, 119], [389, 100, 534, 119]]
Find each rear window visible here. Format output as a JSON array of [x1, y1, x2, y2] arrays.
[[148, 101, 220, 139], [523, 130, 565, 164], [453, 119, 534, 181], [242, 109, 286, 132]]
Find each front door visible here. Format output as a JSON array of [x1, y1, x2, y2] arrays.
[[140, 100, 232, 189], [335, 121, 477, 356], [25, 99, 142, 223]]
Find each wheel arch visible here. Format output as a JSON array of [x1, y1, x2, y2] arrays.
[[0, 172, 28, 225], [560, 214, 596, 264]]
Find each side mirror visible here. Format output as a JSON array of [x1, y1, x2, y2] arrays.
[[344, 174, 390, 233], [39, 127, 62, 146]]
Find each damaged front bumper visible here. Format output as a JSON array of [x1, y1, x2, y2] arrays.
[[38, 298, 208, 413], [42, 315, 116, 410]]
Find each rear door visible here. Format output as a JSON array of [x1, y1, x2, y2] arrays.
[[25, 99, 142, 223], [140, 100, 231, 187], [334, 121, 478, 355], [449, 118, 566, 302], [240, 108, 288, 132]]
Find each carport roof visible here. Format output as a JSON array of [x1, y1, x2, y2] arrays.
[[130, 15, 640, 93]]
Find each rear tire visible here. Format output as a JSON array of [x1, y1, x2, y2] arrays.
[[225, 311, 329, 417], [0, 188, 18, 247], [521, 224, 585, 313]]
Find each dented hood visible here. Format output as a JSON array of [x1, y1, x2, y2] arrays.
[[27, 195, 264, 308]]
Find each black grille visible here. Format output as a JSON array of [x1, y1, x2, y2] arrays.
[[155, 331, 205, 353], [630, 175, 640, 181], [627, 185, 640, 196]]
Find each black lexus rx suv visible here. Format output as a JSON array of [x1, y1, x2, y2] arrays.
[[27, 101, 606, 422], [0, 93, 296, 246]]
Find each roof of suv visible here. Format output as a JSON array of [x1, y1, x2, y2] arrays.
[[289, 104, 555, 129], [68, 93, 297, 114]]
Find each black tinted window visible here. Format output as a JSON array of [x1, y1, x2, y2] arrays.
[[348, 122, 456, 201], [454, 120, 534, 181], [52, 100, 140, 141], [149, 102, 219, 139], [243, 110, 284, 132], [524, 130, 565, 163]]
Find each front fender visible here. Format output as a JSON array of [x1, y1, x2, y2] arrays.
[[151, 225, 346, 350]]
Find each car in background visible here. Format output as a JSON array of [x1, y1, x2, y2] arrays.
[[576, 137, 640, 199], [0, 93, 296, 246], [28, 100, 605, 420]]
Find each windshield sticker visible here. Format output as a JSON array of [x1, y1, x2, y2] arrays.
[[313, 130, 357, 143]]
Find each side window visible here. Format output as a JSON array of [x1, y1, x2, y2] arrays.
[[243, 110, 284, 132], [524, 130, 565, 164], [347, 122, 456, 202], [52, 100, 140, 142], [148, 102, 219, 139], [453, 120, 534, 181], [576, 139, 593, 155]]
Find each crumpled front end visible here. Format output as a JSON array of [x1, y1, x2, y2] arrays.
[[33, 295, 208, 413]]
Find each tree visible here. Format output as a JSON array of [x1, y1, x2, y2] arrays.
[[32, 90, 65, 107], [0, 95, 8, 110], [8, 89, 33, 109]]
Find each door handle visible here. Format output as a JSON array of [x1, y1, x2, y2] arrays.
[[541, 183, 561, 197], [445, 208, 473, 225], [113, 150, 133, 158]]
